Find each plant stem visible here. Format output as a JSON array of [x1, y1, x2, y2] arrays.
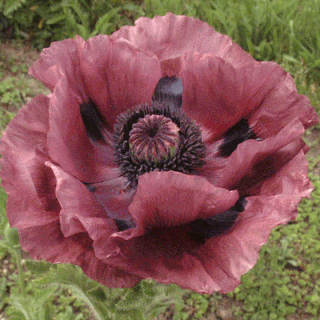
[[13, 248, 25, 293]]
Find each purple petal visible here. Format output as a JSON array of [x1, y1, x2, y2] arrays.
[[76, 36, 162, 126], [47, 162, 116, 238], [90, 171, 240, 293], [0, 95, 58, 229], [204, 119, 306, 189], [29, 39, 87, 101], [0, 98, 140, 287], [86, 176, 136, 221], [112, 13, 254, 66], [128, 171, 239, 231], [179, 53, 303, 140], [47, 77, 116, 183], [250, 72, 319, 137]]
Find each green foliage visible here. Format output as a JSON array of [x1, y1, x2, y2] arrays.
[[0, 190, 20, 263], [0, 0, 27, 16], [0, 72, 45, 131], [0, 76, 29, 107], [0, 187, 9, 259], [0, 187, 8, 230], [0, 45, 49, 133], [186, 293, 209, 318], [144, 0, 197, 17], [32, 264, 187, 320], [5, 286, 57, 320], [0, 0, 143, 47]]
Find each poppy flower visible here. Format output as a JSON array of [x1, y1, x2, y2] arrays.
[[0, 13, 318, 294]]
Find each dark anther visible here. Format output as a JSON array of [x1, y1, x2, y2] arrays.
[[219, 119, 257, 157], [80, 99, 108, 142], [188, 197, 247, 244], [152, 76, 183, 110]]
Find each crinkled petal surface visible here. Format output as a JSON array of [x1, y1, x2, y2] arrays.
[[96, 159, 311, 294], [179, 54, 290, 138], [111, 12, 254, 65], [29, 34, 163, 183], [112, 13, 318, 139], [128, 171, 239, 231], [0, 96, 140, 287], [0, 13, 318, 294], [47, 77, 117, 183], [76, 36, 162, 126], [205, 119, 305, 189]]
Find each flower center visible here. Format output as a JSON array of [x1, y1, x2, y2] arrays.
[[113, 103, 206, 187], [129, 114, 180, 162]]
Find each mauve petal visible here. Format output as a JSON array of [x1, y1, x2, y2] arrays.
[[46, 162, 116, 238], [48, 109, 132, 220], [0, 95, 59, 228], [87, 176, 136, 221], [197, 187, 309, 294], [206, 119, 305, 189], [76, 36, 162, 126], [235, 138, 307, 195], [250, 72, 319, 137], [47, 77, 116, 183], [1, 119, 139, 289], [91, 171, 240, 293], [179, 53, 298, 139], [0, 127, 162, 291], [44, 163, 142, 287], [126, 171, 239, 233], [1, 149, 59, 230], [245, 150, 312, 197], [1, 53, 140, 290], [20, 221, 140, 288], [111, 13, 254, 66], [0, 94, 49, 149], [105, 233, 225, 294], [160, 57, 181, 77], [29, 39, 87, 101], [46, 165, 142, 287], [195, 149, 312, 293], [88, 258, 141, 288]]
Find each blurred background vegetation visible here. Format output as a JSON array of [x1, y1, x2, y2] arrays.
[[0, 0, 320, 319]]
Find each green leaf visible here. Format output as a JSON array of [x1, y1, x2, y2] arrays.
[[25, 260, 51, 275], [0, 277, 8, 309], [3, 0, 26, 16], [46, 14, 66, 25], [7, 286, 56, 320], [4, 223, 20, 246], [35, 264, 111, 320]]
